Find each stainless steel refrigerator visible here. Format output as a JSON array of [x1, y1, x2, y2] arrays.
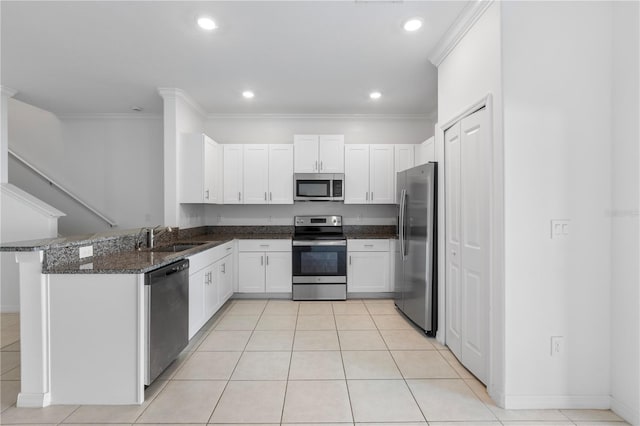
[[394, 162, 437, 336]]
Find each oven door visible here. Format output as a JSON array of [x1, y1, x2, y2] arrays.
[[292, 240, 347, 282]]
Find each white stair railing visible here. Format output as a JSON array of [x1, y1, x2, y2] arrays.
[[8, 148, 118, 228]]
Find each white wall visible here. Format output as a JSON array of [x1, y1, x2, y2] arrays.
[[610, 2, 639, 424], [203, 114, 433, 225], [160, 90, 206, 228], [501, 1, 613, 409], [205, 115, 434, 145], [7, 99, 164, 235], [437, 1, 505, 403]]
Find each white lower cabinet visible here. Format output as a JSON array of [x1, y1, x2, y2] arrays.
[[188, 242, 235, 339], [238, 239, 292, 293], [347, 239, 390, 293]]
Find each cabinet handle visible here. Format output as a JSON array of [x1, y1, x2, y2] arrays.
[[226, 246, 232, 251], [364, 244, 374, 248], [266, 255, 269, 265], [261, 255, 264, 266], [269, 192, 272, 201], [366, 192, 369, 201], [259, 244, 269, 247], [238, 192, 241, 201], [320, 160, 323, 171], [222, 264, 226, 274], [315, 160, 318, 171], [205, 189, 209, 200], [349, 255, 352, 265], [370, 191, 373, 200]]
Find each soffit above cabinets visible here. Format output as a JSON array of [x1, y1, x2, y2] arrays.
[[1, 1, 468, 115]]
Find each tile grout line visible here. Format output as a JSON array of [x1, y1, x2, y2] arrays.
[[206, 298, 266, 424], [279, 298, 300, 424], [335, 302, 357, 425]]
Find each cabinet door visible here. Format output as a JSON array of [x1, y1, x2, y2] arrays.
[[203, 137, 218, 204], [269, 144, 294, 204], [318, 135, 345, 173], [188, 268, 206, 339], [218, 254, 234, 304], [223, 145, 244, 204], [238, 252, 266, 293], [369, 144, 395, 204], [394, 144, 415, 173], [416, 136, 435, 165], [179, 133, 205, 203], [347, 251, 390, 293], [243, 145, 269, 204], [265, 251, 292, 293], [294, 135, 319, 173], [344, 144, 370, 204], [204, 266, 219, 319]]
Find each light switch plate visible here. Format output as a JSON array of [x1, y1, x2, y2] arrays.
[[79, 245, 93, 259], [550, 220, 570, 239]]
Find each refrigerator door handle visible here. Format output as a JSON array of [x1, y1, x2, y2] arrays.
[[399, 189, 407, 261], [402, 190, 409, 260]]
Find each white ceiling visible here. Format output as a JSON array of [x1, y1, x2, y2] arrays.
[[1, 1, 468, 115]]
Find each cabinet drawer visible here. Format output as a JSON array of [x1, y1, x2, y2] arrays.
[[347, 239, 389, 252], [188, 248, 216, 273], [238, 239, 291, 252]]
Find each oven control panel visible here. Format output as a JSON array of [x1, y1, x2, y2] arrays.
[[295, 215, 342, 227]]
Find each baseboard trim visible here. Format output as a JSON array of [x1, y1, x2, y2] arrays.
[[503, 394, 611, 409], [17, 392, 51, 407], [610, 395, 639, 425], [1, 305, 20, 313]]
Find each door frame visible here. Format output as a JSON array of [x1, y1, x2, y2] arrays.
[[435, 93, 506, 406]]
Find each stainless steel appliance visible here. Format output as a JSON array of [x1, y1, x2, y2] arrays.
[[292, 215, 347, 300], [294, 173, 344, 201], [145, 259, 189, 385], [394, 163, 438, 336]]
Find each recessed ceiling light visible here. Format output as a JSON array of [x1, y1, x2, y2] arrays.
[[242, 90, 255, 99], [369, 91, 382, 100], [403, 18, 423, 32], [197, 16, 217, 30]]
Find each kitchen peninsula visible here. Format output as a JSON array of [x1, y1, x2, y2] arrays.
[[1, 224, 394, 407]]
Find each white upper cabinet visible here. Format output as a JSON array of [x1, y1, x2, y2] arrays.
[[344, 144, 394, 204], [293, 135, 319, 173], [344, 145, 370, 204], [180, 133, 222, 204], [394, 144, 415, 173], [223, 144, 244, 204], [415, 136, 435, 165], [243, 145, 269, 204], [268, 144, 294, 204], [224, 143, 293, 205], [369, 144, 395, 204], [294, 134, 344, 173]]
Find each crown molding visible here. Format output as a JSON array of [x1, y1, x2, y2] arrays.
[[157, 87, 206, 117], [1, 86, 18, 98], [56, 113, 162, 120], [428, 0, 494, 67], [206, 112, 432, 120]]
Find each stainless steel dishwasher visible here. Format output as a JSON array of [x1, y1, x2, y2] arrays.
[[145, 259, 189, 385]]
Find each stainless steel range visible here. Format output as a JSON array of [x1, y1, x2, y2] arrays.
[[292, 215, 347, 301]]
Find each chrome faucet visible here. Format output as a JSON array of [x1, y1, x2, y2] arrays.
[[146, 226, 173, 249]]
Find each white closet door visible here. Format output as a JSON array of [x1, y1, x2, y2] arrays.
[[459, 108, 489, 384], [445, 123, 463, 361]]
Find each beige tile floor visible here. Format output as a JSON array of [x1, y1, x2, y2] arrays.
[[0, 300, 629, 425]]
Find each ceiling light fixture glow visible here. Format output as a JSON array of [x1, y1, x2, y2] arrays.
[[369, 91, 382, 100], [197, 16, 217, 30], [403, 18, 423, 32], [242, 90, 255, 99]]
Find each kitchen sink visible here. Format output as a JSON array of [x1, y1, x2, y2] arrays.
[[151, 242, 208, 253]]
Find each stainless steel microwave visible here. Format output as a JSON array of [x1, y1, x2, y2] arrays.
[[294, 173, 344, 201]]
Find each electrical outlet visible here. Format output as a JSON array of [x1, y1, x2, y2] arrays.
[[79, 245, 93, 259], [550, 336, 564, 356], [550, 220, 570, 239]]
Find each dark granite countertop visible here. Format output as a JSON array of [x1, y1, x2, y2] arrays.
[[3, 225, 397, 275]]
